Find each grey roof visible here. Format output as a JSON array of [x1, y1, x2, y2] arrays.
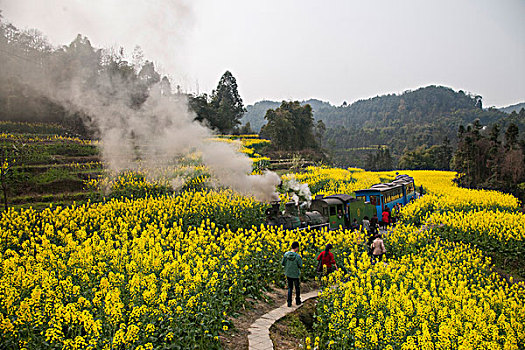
[[325, 194, 354, 202]]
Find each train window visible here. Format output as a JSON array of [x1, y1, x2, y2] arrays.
[[386, 191, 393, 203], [356, 196, 365, 201], [370, 196, 379, 205], [329, 206, 336, 216]]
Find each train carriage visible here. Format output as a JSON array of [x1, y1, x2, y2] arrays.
[[267, 174, 416, 230], [354, 175, 415, 217], [310, 194, 376, 230], [310, 195, 346, 229]]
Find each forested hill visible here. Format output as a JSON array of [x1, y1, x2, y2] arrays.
[[500, 102, 525, 114], [243, 86, 511, 131], [243, 99, 333, 131], [242, 86, 524, 167], [317, 86, 500, 128]]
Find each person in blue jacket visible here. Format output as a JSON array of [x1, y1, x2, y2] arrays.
[[281, 241, 303, 307]]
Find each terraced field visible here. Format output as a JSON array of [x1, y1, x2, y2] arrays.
[[1, 122, 101, 210]]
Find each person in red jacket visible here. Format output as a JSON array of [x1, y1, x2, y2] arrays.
[[317, 244, 337, 275], [381, 208, 390, 229]]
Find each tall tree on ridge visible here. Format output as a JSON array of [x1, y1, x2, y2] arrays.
[[210, 71, 245, 134]]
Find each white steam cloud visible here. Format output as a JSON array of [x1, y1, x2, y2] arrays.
[[55, 77, 281, 202], [281, 176, 312, 206], [0, 5, 282, 202]]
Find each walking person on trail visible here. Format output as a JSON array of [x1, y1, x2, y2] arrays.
[[362, 216, 371, 235], [370, 214, 379, 235], [282, 241, 303, 307], [350, 218, 359, 231], [370, 233, 386, 263], [316, 243, 337, 276]]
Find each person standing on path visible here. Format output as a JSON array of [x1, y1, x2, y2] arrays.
[[282, 241, 303, 307], [371, 233, 386, 263]]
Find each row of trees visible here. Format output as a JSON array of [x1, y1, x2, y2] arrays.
[[398, 138, 453, 170], [0, 12, 176, 134], [452, 120, 525, 200], [0, 13, 251, 136]]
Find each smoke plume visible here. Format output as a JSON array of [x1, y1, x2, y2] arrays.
[[281, 176, 312, 206], [0, 14, 281, 202], [58, 75, 281, 201]]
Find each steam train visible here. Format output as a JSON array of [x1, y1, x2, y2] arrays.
[[266, 174, 417, 230]]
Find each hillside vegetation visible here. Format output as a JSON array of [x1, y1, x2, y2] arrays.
[[242, 86, 524, 168], [501, 102, 525, 114]]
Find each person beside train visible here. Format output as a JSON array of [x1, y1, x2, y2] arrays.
[[316, 243, 337, 276], [350, 218, 359, 231], [362, 216, 371, 234], [370, 214, 379, 235], [381, 207, 390, 230], [391, 203, 401, 225]]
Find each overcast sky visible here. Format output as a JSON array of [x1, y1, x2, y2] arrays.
[[2, 0, 524, 107]]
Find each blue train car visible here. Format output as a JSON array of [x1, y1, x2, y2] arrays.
[[354, 175, 416, 217], [392, 174, 416, 204]]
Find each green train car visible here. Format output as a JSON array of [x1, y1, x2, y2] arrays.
[[265, 201, 328, 230], [310, 194, 376, 230], [266, 194, 376, 230]]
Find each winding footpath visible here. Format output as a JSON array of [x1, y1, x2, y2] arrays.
[[247, 290, 319, 350], [246, 228, 391, 349]]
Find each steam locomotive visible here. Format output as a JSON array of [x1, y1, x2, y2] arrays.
[[266, 174, 416, 230]]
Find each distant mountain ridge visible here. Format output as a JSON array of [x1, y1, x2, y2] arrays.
[[242, 99, 332, 131], [500, 102, 525, 114], [242, 85, 524, 168], [242, 86, 514, 131]]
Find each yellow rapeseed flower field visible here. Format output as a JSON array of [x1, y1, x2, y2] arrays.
[[0, 188, 362, 349], [315, 235, 525, 349], [1, 165, 524, 349]]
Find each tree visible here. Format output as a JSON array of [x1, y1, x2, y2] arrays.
[[475, 95, 483, 109], [505, 123, 519, 150], [366, 146, 394, 171], [314, 120, 326, 147], [239, 122, 253, 135], [0, 142, 25, 211], [138, 61, 160, 86], [160, 76, 171, 96], [437, 137, 453, 170], [209, 71, 245, 134], [189, 93, 215, 126], [399, 141, 452, 170], [453, 121, 525, 200], [263, 101, 317, 151]]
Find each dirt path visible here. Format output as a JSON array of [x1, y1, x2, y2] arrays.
[[221, 281, 318, 350]]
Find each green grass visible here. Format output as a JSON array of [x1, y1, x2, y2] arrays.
[[0, 121, 69, 135]]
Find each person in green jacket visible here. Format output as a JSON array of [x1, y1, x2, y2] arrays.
[[281, 241, 303, 307]]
